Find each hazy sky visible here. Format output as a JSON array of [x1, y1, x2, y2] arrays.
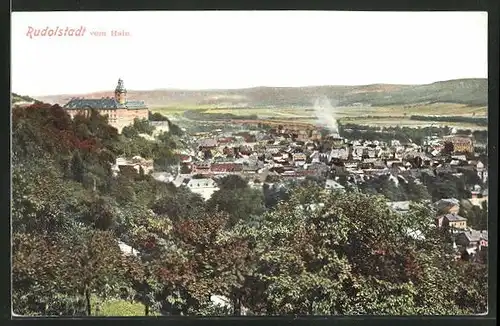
[[12, 11, 487, 96]]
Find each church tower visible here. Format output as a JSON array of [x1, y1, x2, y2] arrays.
[[114, 78, 127, 105]]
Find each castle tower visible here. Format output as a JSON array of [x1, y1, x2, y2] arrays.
[[114, 78, 127, 105]]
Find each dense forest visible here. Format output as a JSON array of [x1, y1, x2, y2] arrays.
[[12, 104, 487, 316]]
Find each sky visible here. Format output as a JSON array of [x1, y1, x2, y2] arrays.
[[11, 11, 488, 96]]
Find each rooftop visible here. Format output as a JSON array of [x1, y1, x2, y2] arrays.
[[63, 97, 147, 110], [443, 213, 467, 222], [387, 201, 411, 212], [458, 229, 488, 242]]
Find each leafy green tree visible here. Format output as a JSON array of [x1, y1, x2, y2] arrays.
[[82, 196, 120, 231], [151, 212, 253, 315], [110, 175, 138, 205], [459, 168, 482, 187], [69, 229, 132, 315], [122, 125, 140, 139], [153, 144, 178, 170], [149, 112, 169, 121], [167, 121, 184, 136], [459, 199, 487, 230], [454, 262, 488, 313], [70, 151, 85, 183], [230, 186, 482, 315], [12, 228, 130, 316], [442, 142, 454, 155], [378, 175, 406, 201], [263, 184, 290, 209], [421, 173, 471, 202], [180, 164, 191, 174], [207, 185, 265, 227], [133, 118, 155, 135], [265, 174, 281, 183], [12, 232, 86, 316], [152, 187, 205, 222], [218, 175, 248, 190], [402, 178, 431, 202], [12, 155, 83, 235]]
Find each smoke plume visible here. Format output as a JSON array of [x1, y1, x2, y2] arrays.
[[313, 96, 339, 134]]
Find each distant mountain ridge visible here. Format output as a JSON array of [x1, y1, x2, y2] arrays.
[[31, 78, 487, 108]]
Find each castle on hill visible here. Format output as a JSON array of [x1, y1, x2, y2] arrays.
[[63, 78, 149, 132]]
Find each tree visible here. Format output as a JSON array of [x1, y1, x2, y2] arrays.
[[402, 178, 431, 202], [230, 186, 482, 315], [358, 175, 408, 202], [263, 183, 290, 209], [110, 174, 138, 204], [149, 112, 169, 121], [12, 229, 130, 316], [459, 168, 482, 187], [207, 186, 265, 227], [70, 151, 85, 183], [12, 155, 84, 236], [442, 142, 454, 155], [69, 229, 131, 315], [378, 175, 406, 201], [265, 174, 281, 183], [150, 212, 253, 315], [152, 187, 205, 222], [122, 125, 140, 139], [82, 196, 120, 231], [454, 262, 488, 313], [422, 173, 470, 202], [13, 232, 87, 316], [459, 199, 487, 230], [217, 175, 248, 190], [168, 122, 184, 136], [133, 118, 155, 135]]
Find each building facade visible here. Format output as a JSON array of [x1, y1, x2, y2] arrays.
[[444, 136, 474, 154], [63, 79, 149, 132]]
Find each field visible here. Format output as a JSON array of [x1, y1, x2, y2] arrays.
[[90, 295, 158, 316], [151, 103, 488, 130]]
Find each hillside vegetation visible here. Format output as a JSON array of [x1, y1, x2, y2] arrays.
[[12, 102, 488, 316], [33, 78, 487, 108], [12, 93, 40, 104]]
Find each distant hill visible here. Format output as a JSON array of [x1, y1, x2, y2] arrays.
[[12, 93, 41, 105], [32, 78, 487, 108]]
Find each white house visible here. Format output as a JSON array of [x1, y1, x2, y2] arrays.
[[325, 179, 345, 192], [185, 178, 219, 201], [112, 156, 154, 176], [387, 201, 411, 213], [152, 172, 174, 183]]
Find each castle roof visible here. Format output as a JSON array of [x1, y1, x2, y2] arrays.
[[63, 97, 147, 110], [125, 100, 147, 109], [63, 79, 146, 110]]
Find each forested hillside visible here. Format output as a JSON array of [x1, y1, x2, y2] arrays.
[[12, 104, 487, 316], [34, 78, 487, 108], [12, 93, 41, 105]]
